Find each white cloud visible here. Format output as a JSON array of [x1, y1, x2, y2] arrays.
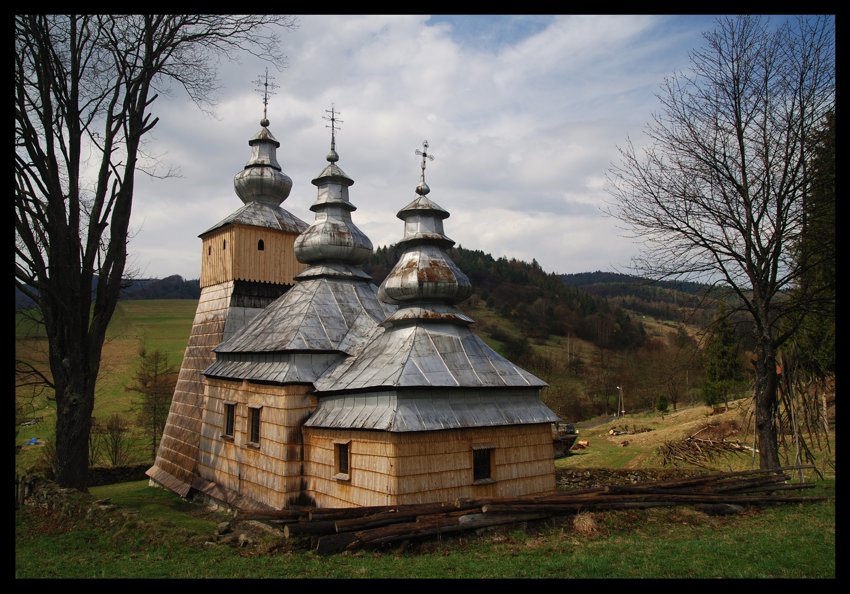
[[130, 14, 721, 280]]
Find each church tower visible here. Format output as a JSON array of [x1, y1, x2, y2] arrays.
[[147, 75, 308, 496]]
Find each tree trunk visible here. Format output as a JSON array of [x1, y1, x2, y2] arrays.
[[753, 338, 781, 470], [53, 378, 95, 490]]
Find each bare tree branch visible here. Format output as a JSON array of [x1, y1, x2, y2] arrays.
[[605, 16, 834, 469]]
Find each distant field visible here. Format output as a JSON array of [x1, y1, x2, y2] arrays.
[[15, 300, 198, 474]]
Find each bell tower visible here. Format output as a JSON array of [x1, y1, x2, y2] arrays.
[[147, 71, 308, 496]]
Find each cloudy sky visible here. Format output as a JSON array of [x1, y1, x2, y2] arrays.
[[130, 14, 732, 281]]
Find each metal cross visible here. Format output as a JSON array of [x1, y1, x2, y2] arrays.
[[253, 68, 279, 122], [323, 104, 343, 151], [415, 140, 435, 183]]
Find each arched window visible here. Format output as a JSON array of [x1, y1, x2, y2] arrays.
[[223, 239, 226, 250], [208, 245, 211, 255], [257, 239, 265, 251]]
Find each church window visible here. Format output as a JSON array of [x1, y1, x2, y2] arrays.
[[333, 440, 351, 481], [248, 406, 261, 446], [472, 445, 495, 483], [223, 403, 235, 439]]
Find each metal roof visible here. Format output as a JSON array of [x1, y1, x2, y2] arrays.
[[200, 200, 308, 236], [201, 117, 306, 236], [303, 388, 558, 431], [314, 320, 548, 392], [205, 352, 341, 384], [213, 276, 393, 356]]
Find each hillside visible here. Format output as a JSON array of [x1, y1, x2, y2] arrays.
[[14, 274, 201, 309], [559, 271, 717, 326], [365, 246, 652, 351]]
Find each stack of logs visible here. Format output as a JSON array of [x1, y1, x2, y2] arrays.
[[236, 467, 826, 556]]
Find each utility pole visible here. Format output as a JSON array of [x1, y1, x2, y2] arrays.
[[616, 385, 625, 418]]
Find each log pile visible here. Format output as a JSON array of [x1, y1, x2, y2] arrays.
[[658, 425, 757, 467], [235, 467, 826, 556]]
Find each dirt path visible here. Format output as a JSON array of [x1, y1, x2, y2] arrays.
[[624, 453, 648, 469]]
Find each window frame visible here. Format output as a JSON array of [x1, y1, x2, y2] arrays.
[[472, 444, 496, 484], [333, 440, 351, 481], [247, 406, 261, 447], [222, 402, 236, 440]]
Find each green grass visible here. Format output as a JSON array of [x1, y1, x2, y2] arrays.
[[16, 478, 835, 578]]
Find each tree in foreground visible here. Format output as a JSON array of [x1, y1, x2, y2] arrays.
[[606, 16, 834, 469], [14, 14, 298, 490]]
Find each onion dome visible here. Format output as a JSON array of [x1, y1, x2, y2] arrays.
[[233, 117, 294, 206], [294, 106, 372, 268], [378, 141, 472, 310]]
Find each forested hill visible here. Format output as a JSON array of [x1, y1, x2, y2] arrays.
[[118, 275, 201, 300], [15, 275, 202, 309], [559, 271, 715, 326], [364, 245, 647, 351]]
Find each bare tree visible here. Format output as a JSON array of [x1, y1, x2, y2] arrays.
[[14, 14, 298, 490], [606, 16, 834, 469]]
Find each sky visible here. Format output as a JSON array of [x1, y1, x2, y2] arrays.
[[128, 14, 732, 281]]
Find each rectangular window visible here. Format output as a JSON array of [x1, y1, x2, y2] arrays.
[[334, 441, 351, 481], [223, 403, 235, 438], [248, 407, 261, 445], [472, 447, 494, 483]]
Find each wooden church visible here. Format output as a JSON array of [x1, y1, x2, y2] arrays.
[[147, 107, 559, 510]]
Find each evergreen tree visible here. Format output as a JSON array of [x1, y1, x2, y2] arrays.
[[126, 348, 177, 459], [790, 110, 835, 376], [701, 306, 744, 410]]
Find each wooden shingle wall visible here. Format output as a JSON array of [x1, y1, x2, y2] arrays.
[[147, 281, 236, 496], [303, 424, 555, 508], [197, 378, 317, 510], [200, 226, 305, 288]]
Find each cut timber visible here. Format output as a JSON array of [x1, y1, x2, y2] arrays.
[[314, 511, 547, 556], [283, 519, 340, 538]]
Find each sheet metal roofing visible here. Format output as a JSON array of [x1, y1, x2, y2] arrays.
[[213, 278, 392, 356], [200, 200, 308, 236], [314, 321, 547, 392], [303, 389, 558, 431]]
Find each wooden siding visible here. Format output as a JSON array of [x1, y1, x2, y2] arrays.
[[196, 379, 316, 510], [303, 425, 555, 508], [147, 281, 236, 496], [200, 225, 305, 288]]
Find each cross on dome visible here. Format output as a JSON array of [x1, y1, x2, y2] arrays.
[[323, 104, 343, 162], [253, 67, 279, 127], [414, 140, 435, 196]]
